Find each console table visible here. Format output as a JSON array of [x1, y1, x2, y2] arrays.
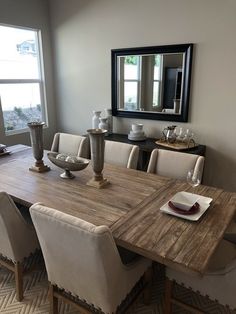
[[104, 133, 206, 170]]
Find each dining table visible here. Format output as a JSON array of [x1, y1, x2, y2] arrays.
[[0, 144, 236, 276]]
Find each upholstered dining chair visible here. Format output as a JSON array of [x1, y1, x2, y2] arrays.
[[51, 132, 89, 158], [164, 239, 236, 313], [104, 140, 139, 169], [0, 192, 39, 301], [30, 203, 152, 314], [147, 148, 205, 181]]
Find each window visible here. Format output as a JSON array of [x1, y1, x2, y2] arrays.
[[152, 54, 163, 108], [118, 54, 163, 111], [123, 56, 141, 111], [0, 24, 47, 134]]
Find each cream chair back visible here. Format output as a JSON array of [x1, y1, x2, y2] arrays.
[[0, 192, 38, 262], [147, 149, 204, 181], [0, 192, 39, 301], [104, 141, 139, 169], [30, 203, 150, 313], [51, 132, 89, 158]]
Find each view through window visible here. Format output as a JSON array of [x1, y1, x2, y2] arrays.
[[0, 24, 47, 134], [121, 54, 163, 111]]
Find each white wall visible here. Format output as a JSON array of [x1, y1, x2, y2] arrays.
[[0, 0, 56, 148], [49, 0, 236, 191]]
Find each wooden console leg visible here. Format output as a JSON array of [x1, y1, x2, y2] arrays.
[[49, 284, 59, 314], [15, 262, 23, 301], [164, 278, 173, 314]]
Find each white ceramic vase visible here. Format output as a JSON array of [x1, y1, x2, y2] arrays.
[[105, 108, 113, 135], [92, 111, 101, 129], [98, 118, 108, 136]]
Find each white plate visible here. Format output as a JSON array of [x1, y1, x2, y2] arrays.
[[171, 191, 200, 211], [160, 193, 213, 221], [128, 134, 146, 141]]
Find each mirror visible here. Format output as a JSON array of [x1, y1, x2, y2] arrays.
[[111, 44, 193, 122]]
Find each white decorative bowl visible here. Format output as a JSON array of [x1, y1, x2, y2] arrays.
[[47, 152, 89, 179], [171, 191, 200, 211]]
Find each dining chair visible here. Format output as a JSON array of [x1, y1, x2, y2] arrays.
[[51, 132, 89, 158], [164, 239, 236, 313], [0, 192, 39, 301], [147, 148, 205, 181], [30, 203, 152, 314], [104, 140, 139, 169]]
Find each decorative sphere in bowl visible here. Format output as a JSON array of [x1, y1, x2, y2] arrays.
[[47, 152, 89, 179]]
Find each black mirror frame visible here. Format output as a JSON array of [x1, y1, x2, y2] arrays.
[[111, 43, 193, 122]]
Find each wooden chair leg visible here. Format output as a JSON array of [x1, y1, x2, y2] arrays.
[[164, 278, 173, 314], [143, 266, 153, 305], [49, 284, 59, 314], [15, 262, 23, 301]]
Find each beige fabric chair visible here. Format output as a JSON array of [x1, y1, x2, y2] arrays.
[[30, 203, 152, 314], [104, 140, 139, 169], [0, 192, 39, 301], [51, 132, 89, 158], [147, 149, 205, 181], [165, 240, 236, 312]]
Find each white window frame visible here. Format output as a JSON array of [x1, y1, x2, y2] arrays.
[[152, 54, 163, 108], [0, 23, 48, 136], [118, 56, 142, 111]]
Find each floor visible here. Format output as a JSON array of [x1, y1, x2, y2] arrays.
[[0, 263, 234, 313]]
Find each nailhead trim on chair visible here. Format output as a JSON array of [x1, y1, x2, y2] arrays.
[[51, 271, 147, 314]]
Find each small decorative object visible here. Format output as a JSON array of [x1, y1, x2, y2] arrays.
[[156, 126, 197, 150], [28, 122, 50, 173], [176, 127, 185, 142], [128, 123, 146, 141], [183, 129, 195, 145], [0, 144, 10, 156], [162, 125, 177, 143], [92, 111, 101, 129], [47, 152, 89, 179], [173, 99, 180, 113], [98, 117, 108, 136], [0, 144, 6, 153], [86, 128, 109, 188], [105, 108, 113, 135]]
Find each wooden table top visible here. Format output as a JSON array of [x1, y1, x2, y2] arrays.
[[1, 145, 236, 276]]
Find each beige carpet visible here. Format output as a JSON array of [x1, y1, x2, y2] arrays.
[[0, 263, 234, 314]]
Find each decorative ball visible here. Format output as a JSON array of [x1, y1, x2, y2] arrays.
[[65, 156, 78, 163], [56, 153, 67, 161]]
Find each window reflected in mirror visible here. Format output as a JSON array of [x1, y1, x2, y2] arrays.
[[117, 53, 184, 114]]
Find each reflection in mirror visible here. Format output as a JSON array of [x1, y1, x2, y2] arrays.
[[118, 53, 184, 114], [112, 44, 193, 122]]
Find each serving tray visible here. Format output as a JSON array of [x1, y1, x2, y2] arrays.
[[156, 139, 198, 150]]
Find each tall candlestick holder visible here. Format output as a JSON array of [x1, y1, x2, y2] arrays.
[[28, 122, 50, 173], [87, 128, 109, 188]]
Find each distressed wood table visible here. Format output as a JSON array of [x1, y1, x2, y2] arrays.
[[0, 145, 235, 276]]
